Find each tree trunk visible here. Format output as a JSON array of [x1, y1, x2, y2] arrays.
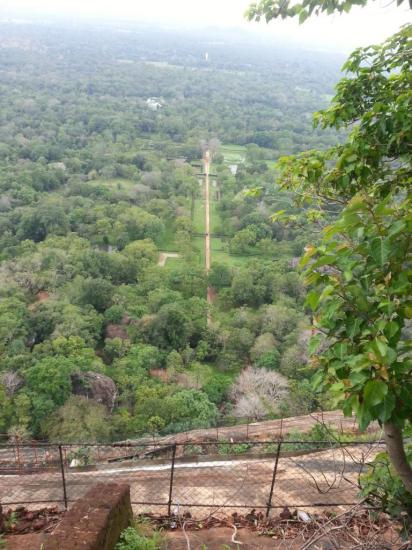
[[383, 421, 412, 494]]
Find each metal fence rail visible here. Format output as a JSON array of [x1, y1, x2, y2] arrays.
[[0, 440, 384, 518]]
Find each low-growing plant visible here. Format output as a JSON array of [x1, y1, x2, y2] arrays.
[[4, 511, 18, 530], [67, 447, 92, 466], [184, 444, 204, 456], [115, 518, 164, 550], [360, 447, 412, 521], [218, 441, 252, 455]]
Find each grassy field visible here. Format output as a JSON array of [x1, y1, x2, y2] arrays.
[[221, 144, 246, 165], [162, 256, 181, 268], [209, 237, 256, 267], [209, 200, 223, 234], [157, 222, 179, 252], [221, 144, 279, 172], [193, 236, 205, 265], [212, 251, 256, 267], [192, 198, 205, 233], [190, 154, 260, 269]]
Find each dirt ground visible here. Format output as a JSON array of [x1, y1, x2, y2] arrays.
[[165, 527, 286, 549]]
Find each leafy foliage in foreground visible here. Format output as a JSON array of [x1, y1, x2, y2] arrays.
[[246, 0, 410, 25], [360, 446, 412, 519], [290, 26, 412, 431], [273, 24, 412, 490], [115, 520, 164, 550]]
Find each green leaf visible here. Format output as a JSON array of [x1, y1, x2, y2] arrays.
[[312, 370, 324, 390], [375, 337, 388, 358], [345, 154, 357, 163], [386, 347, 397, 365], [299, 244, 317, 268], [370, 237, 391, 267], [306, 289, 320, 310], [357, 403, 373, 432], [388, 220, 406, 238], [384, 321, 400, 339], [310, 255, 337, 269], [298, 9, 309, 23], [378, 393, 395, 423], [343, 1, 352, 13], [349, 371, 369, 387], [308, 334, 322, 354], [363, 379, 388, 409], [319, 284, 335, 302], [343, 270, 353, 282], [347, 317, 362, 339], [323, 224, 341, 240], [333, 342, 348, 360], [342, 212, 362, 227]]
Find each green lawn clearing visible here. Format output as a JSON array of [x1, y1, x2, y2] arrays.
[[221, 144, 246, 165]]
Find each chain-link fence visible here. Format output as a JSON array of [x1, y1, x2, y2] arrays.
[[0, 439, 384, 517]]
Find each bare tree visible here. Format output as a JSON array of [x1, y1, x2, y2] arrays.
[[0, 371, 24, 397], [230, 367, 288, 419], [208, 138, 221, 156]]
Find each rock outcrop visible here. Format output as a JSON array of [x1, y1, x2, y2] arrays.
[[71, 372, 117, 411]]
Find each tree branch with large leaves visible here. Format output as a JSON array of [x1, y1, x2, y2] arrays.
[[246, 0, 412, 24], [267, 25, 412, 491]]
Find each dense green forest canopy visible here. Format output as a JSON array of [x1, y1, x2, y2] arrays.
[[0, 21, 344, 442]]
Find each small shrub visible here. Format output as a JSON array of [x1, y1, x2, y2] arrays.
[[4, 511, 18, 530], [67, 447, 92, 466], [360, 449, 412, 521], [184, 444, 204, 456], [281, 424, 336, 452], [218, 440, 252, 455], [115, 519, 164, 550], [104, 305, 125, 324]]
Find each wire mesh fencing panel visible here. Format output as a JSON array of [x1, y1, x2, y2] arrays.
[[149, 440, 384, 517], [0, 442, 66, 509], [268, 441, 385, 514], [0, 439, 385, 517], [169, 442, 280, 517], [61, 443, 176, 515]]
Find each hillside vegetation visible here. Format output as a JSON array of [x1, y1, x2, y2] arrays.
[[0, 22, 344, 442]]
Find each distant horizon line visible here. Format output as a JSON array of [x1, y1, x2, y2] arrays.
[[0, 11, 362, 56]]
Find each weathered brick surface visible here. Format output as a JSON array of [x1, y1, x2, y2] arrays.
[[5, 532, 48, 549], [47, 483, 132, 550], [5, 483, 132, 550]]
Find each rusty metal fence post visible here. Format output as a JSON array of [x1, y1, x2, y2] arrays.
[[58, 445, 68, 509], [266, 441, 282, 518], [167, 443, 177, 515]]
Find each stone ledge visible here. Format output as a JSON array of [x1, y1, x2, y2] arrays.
[[5, 483, 132, 550]]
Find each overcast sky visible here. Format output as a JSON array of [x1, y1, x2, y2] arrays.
[[1, 0, 410, 52]]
